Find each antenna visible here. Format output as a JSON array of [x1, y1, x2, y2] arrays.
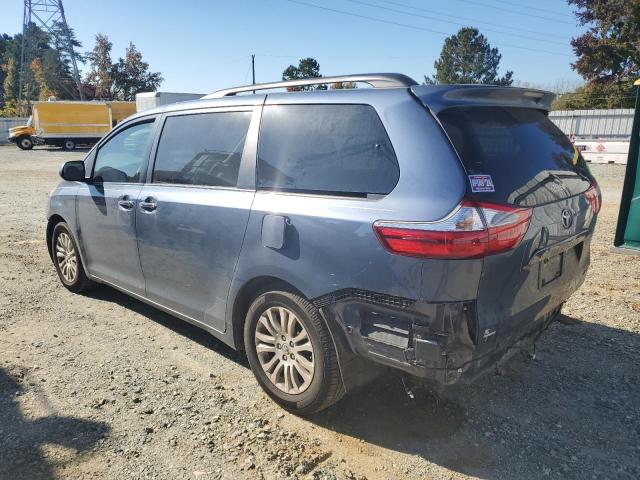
[[18, 0, 85, 116]]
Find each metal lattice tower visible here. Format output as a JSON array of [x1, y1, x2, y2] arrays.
[[18, 0, 84, 115]]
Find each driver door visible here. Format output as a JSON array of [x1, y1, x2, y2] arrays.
[[76, 118, 157, 294]]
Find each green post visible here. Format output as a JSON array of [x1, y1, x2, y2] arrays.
[[612, 79, 640, 254]]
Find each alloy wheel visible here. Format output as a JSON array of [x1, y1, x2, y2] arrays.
[[254, 306, 315, 394], [55, 232, 78, 283]]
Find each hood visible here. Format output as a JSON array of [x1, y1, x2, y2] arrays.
[[8, 125, 34, 138]]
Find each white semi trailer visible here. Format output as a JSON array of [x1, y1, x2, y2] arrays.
[[135, 92, 205, 112]]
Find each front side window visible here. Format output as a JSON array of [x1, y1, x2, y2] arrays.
[[93, 121, 155, 183], [153, 111, 252, 188], [257, 104, 399, 196]]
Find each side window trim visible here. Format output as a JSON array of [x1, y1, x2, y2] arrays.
[[146, 105, 260, 190], [90, 116, 159, 184]]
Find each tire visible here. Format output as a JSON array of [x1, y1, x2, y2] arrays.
[[51, 222, 95, 293], [17, 136, 33, 150], [244, 290, 344, 415], [63, 139, 76, 150]]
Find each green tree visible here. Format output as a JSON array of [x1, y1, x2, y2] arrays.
[[558, 0, 640, 109], [84, 34, 114, 99], [110, 42, 163, 101], [282, 57, 326, 91], [428, 27, 513, 86]]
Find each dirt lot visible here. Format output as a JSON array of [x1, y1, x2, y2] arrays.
[[0, 145, 638, 480]]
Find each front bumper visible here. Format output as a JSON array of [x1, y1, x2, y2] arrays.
[[316, 289, 563, 388]]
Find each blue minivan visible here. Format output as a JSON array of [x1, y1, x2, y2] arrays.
[[47, 74, 600, 414]]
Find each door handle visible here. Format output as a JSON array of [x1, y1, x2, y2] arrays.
[[117, 195, 134, 210], [139, 197, 157, 212]]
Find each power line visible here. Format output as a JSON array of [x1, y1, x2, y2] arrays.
[[371, 0, 567, 40], [450, 0, 575, 25], [346, 0, 566, 46], [287, 0, 570, 57], [483, 0, 569, 16]]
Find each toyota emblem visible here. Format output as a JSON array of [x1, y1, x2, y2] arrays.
[[561, 208, 574, 229]]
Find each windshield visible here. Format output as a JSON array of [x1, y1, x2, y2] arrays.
[[27, 116, 33, 127], [438, 107, 593, 207]]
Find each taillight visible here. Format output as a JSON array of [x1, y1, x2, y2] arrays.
[[584, 182, 601, 214], [374, 200, 532, 260]]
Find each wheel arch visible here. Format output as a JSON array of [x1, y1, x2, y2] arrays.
[[46, 214, 66, 261], [230, 275, 306, 351]]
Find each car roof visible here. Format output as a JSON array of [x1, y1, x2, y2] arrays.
[[127, 73, 554, 121]]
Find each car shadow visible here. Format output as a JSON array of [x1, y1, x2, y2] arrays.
[[83, 286, 248, 367], [0, 368, 109, 480], [73, 286, 640, 479]]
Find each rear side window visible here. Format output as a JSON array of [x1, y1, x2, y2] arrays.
[[438, 107, 593, 206], [153, 111, 252, 188], [257, 104, 399, 196]]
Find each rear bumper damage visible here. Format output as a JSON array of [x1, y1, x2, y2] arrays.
[[316, 289, 563, 389]]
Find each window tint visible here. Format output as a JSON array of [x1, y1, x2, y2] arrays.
[[257, 104, 399, 196], [93, 121, 154, 183], [438, 107, 593, 206], [153, 111, 252, 188]]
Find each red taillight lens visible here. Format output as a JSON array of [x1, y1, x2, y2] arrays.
[[476, 201, 533, 255], [374, 200, 532, 259], [584, 182, 601, 214]]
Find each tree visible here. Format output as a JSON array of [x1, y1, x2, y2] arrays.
[[85, 34, 113, 99], [427, 27, 513, 86], [282, 57, 326, 91], [552, 81, 634, 110], [558, 0, 640, 109], [110, 42, 163, 101], [330, 81, 356, 89]]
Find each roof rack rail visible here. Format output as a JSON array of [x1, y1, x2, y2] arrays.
[[204, 73, 418, 98]]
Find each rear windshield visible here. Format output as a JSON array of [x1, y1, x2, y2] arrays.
[[438, 107, 593, 207]]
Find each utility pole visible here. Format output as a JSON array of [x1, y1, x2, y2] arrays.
[[251, 54, 256, 93], [18, 0, 85, 116]]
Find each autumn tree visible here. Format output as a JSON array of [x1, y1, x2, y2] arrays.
[[282, 57, 326, 91], [331, 81, 356, 89], [555, 0, 640, 109], [427, 27, 513, 86], [110, 42, 163, 101], [84, 34, 113, 99]]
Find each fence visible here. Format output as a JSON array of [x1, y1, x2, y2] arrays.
[[0, 118, 29, 145], [549, 109, 634, 141]]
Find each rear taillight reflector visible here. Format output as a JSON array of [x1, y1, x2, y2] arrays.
[[584, 182, 601, 214], [374, 200, 532, 260]]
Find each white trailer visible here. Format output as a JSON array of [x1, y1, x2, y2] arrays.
[[135, 92, 205, 112], [574, 141, 630, 164]]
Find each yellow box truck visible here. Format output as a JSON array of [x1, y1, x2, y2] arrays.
[[8, 100, 135, 150]]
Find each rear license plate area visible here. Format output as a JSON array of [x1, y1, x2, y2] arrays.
[[539, 252, 564, 288]]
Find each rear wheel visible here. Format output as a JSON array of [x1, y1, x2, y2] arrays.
[[63, 139, 76, 150], [244, 290, 344, 415], [52, 222, 94, 293], [17, 136, 33, 150]]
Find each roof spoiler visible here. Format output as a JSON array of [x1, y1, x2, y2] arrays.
[[411, 85, 555, 113]]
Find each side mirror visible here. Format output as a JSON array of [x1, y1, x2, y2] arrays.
[[59, 160, 86, 182]]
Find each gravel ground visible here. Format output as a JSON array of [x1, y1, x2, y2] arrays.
[[0, 145, 638, 480]]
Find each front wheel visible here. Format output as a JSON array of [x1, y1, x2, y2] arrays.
[[52, 222, 95, 293], [63, 139, 76, 150], [244, 291, 344, 415], [17, 136, 33, 150]]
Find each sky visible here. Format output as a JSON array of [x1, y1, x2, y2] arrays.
[[0, 0, 587, 94]]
